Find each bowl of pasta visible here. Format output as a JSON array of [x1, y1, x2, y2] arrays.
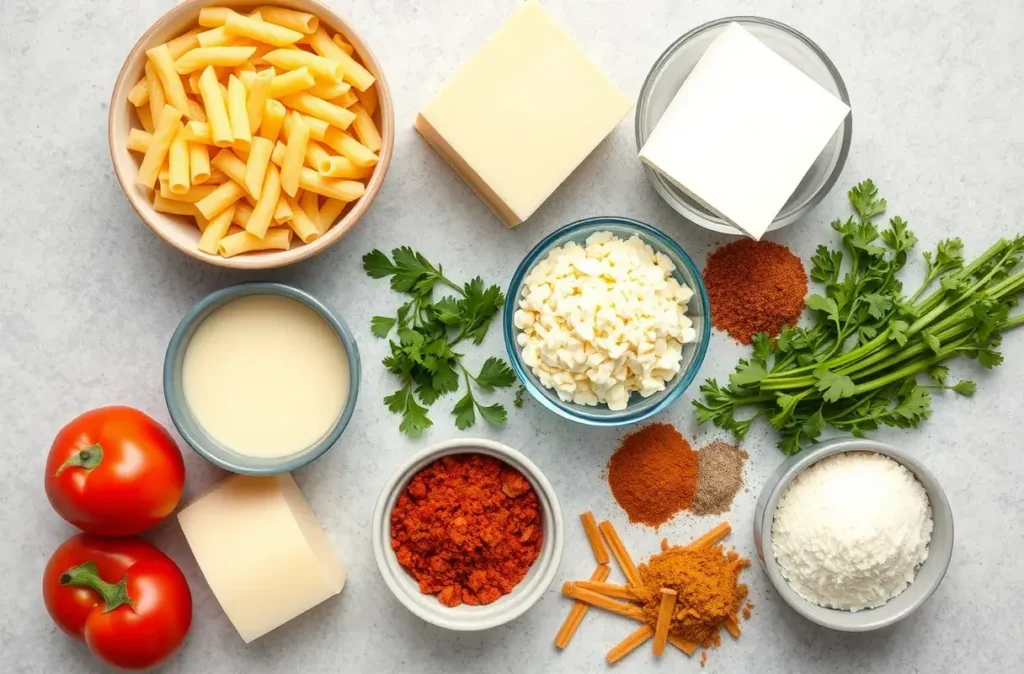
[[109, 0, 394, 269]]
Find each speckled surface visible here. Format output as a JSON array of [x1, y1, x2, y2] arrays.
[[2, 0, 1023, 672]]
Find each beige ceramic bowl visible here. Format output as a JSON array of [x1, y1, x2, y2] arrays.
[[109, 0, 394, 269]]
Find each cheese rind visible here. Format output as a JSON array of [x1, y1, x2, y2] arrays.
[[177, 474, 345, 643], [417, 1, 631, 227], [638, 22, 850, 239]]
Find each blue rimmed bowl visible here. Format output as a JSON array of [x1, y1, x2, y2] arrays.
[[503, 217, 711, 426], [163, 282, 360, 475]]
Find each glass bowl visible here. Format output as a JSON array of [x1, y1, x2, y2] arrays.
[[635, 16, 853, 235], [503, 217, 711, 426]]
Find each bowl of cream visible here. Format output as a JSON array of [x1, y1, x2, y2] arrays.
[[164, 282, 360, 475], [753, 438, 953, 631]]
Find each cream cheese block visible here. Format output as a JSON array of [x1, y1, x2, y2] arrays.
[[177, 474, 345, 642], [638, 22, 850, 239], [416, 1, 631, 227]]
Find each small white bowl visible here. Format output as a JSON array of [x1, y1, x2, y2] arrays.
[[371, 438, 564, 631]]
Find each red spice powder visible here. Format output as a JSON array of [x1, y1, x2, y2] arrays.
[[703, 239, 808, 344], [607, 424, 698, 528], [390, 454, 543, 607]]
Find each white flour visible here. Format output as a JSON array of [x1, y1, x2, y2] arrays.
[[771, 452, 933, 611]]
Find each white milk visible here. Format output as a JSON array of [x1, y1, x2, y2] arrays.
[[183, 294, 350, 458]]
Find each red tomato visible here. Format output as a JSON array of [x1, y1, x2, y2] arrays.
[[43, 534, 192, 670], [45, 406, 185, 536]]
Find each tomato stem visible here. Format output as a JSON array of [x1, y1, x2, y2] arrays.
[[55, 444, 104, 476], [59, 561, 133, 613]]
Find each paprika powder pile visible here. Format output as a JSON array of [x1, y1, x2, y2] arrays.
[[634, 542, 750, 649], [390, 454, 543, 607], [607, 424, 698, 528], [703, 239, 808, 344]]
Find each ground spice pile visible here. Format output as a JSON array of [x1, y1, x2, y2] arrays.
[[634, 542, 750, 648], [607, 424, 698, 527], [390, 454, 543, 607], [704, 239, 808, 344], [693, 441, 748, 516]]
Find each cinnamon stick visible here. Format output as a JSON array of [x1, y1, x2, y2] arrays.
[[554, 564, 610, 649], [652, 588, 677, 656], [562, 583, 645, 620], [606, 625, 654, 664], [723, 615, 741, 638], [684, 522, 731, 551], [668, 634, 698, 656], [580, 511, 610, 565], [572, 580, 638, 601], [598, 520, 642, 587]]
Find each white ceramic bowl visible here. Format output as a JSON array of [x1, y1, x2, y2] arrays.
[[109, 0, 394, 269], [372, 438, 564, 631]]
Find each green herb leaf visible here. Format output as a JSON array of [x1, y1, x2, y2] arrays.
[[363, 249, 399, 278], [514, 385, 526, 408], [432, 296, 463, 325], [751, 333, 773, 360], [806, 294, 840, 323], [477, 402, 508, 426], [399, 395, 433, 437], [814, 368, 857, 403], [927, 364, 949, 384], [952, 380, 977, 396], [862, 293, 893, 320], [452, 390, 476, 430], [923, 330, 942, 354], [729, 360, 768, 387], [848, 179, 886, 222], [476, 357, 516, 391], [888, 319, 909, 346], [371, 316, 396, 338]]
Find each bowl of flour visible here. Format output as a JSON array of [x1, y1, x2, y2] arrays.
[[753, 438, 953, 631]]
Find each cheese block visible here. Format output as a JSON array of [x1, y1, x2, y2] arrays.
[[177, 474, 345, 642], [416, 2, 631, 227], [638, 22, 850, 239]]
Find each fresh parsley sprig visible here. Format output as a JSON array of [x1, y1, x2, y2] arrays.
[[695, 180, 1024, 455], [364, 247, 517, 436]]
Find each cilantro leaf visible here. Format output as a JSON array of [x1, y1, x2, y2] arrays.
[[848, 179, 886, 222], [881, 216, 918, 255], [458, 278, 504, 345], [814, 368, 856, 403], [363, 249, 398, 278], [477, 402, 508, 426], [806, 294, 840, 325], [729, 360, 768, 387], [862, 293, 893, 320], [952, 380, 977, 396], [371, 316, 396, 338], [888, 320, 909, 346], [927, 364, 949, 384], [432, 296, 463, 325], [452, 391, 476, 430], [476, 357, 516, 391], [810, 245, 843, 284], [751, 333, 773, 360], [399, 395, 432, 437]]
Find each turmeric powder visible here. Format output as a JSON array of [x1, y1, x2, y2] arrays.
[[632, 544, 749, 648]]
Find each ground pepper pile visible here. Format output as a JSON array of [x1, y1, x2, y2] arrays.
[[704, 239, 808, 344], [634, 543, 750, 648], [390, 454, 543, 607], [607, 424, 698, 527], [693, 441, 748, 516]]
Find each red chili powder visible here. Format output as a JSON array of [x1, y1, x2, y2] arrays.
[[703, 239, 808, 344]]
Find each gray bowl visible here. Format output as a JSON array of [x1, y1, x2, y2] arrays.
[[753, 438, 953, 631], [163, 282, 360, 475]]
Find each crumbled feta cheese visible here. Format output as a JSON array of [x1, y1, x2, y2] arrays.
[[514, 232, 696, 410]]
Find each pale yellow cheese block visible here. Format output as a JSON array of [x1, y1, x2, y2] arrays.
[[177, 473, 346, 643], [416, 1, 631, 227]]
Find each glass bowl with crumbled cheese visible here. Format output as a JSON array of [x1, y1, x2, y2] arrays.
[[753, 438, 954, 631], [503, 216, 711, 426]]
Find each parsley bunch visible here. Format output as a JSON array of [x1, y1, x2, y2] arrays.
[[364, 247, 520, 436], [696, 180, 1024, 455]]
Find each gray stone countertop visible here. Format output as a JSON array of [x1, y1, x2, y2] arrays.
[[2, 0, 1022, 672]]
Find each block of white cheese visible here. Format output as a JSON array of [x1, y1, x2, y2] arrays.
[[415, 1, 631, 227], [638, 22, 850, 239], [177, 474, 345, 643]]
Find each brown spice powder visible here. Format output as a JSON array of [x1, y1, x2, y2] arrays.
[[704, 239, 808, 344], [693, 441, 748, 516], [634, 544, 750, 649]]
